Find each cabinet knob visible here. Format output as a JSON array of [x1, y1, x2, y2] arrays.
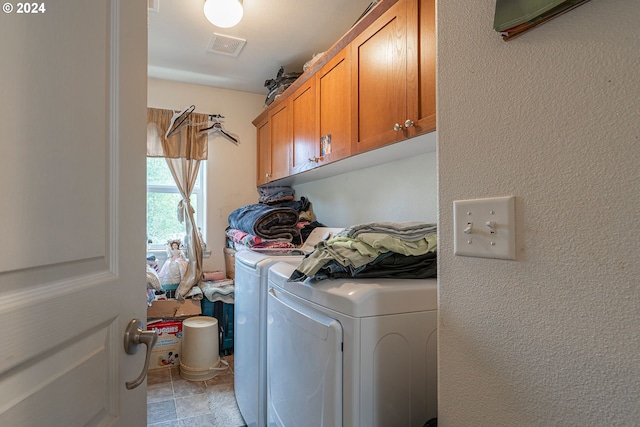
[[404, 119, 415, 128], [393, 123, 403, 131], [308, 157, 319, 163], [265, 173, 271, 178]]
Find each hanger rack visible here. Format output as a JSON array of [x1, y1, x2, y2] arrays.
[[199, 114, 239, 145], [165, 105, 195, 138]]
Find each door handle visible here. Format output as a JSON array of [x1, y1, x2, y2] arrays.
[[124, 318, 158, 390]]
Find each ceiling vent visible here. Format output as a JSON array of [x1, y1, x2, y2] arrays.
[[207, 33, 246, 57]]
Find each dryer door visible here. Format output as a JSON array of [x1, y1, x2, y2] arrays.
[[268, 286, 343, 427]]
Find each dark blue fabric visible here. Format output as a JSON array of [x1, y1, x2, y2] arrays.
[[228, 203, 300, 242], [296, 251, 437, 282]]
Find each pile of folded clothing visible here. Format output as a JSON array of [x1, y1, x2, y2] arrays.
[[198, 270, 234, 304], [225, 228, 297, 250], [226, 186, 325, 249], [258, 185, 295, 204], [288, 222, 437, 282], [227, 203, 300, 242]]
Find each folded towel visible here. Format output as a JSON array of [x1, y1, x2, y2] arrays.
[[200, 279, 235, 304], [341, 222, 437, 241], [258, 186, 295, 204]]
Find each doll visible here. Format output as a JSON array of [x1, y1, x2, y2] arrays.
[[158, 239, 188, 289]]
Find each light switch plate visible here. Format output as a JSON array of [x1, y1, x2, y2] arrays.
[[453, 196, 516, 260]]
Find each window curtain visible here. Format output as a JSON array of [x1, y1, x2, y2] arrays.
[[147, 107, 209, 300]]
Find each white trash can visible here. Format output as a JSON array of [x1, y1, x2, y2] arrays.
[[179, 316, 221, 381]]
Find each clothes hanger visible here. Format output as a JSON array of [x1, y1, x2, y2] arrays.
[[199, 114, 240, 145], [165, 105, 195, 138]]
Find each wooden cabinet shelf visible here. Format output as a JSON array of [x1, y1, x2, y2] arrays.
[[255, 99, 291, 185], [255, 115, 270, 186], [253, 0, 435, 187], [407, 0, 436, 138], [352, 0, 436, 153], [351, 0, 409, 153], [291, 78, 317, 175], [315, 46, 352, 168]]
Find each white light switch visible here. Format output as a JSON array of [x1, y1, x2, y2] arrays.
[[453, 196, 516, 260]]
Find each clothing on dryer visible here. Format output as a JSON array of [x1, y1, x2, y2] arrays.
[[289, 221, 438, 282]]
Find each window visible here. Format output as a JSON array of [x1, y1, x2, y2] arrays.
[[146, 158, 206, 250]]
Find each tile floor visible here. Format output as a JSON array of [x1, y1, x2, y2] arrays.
[[147, 355, 246, 427]]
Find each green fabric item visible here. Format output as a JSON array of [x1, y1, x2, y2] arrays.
[[290, 232, 438, 281], [356, 232, 437, 256]]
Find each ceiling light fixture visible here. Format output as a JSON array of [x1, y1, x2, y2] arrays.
[[203, 0, 243, 28]]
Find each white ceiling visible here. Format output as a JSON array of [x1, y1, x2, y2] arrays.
[[148, 0, 376, 95]]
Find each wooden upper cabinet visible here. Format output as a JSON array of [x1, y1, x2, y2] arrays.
[[292, 46, 352, 175], [316, 46, 351, 166], [291, 79, 318, 174], [252, 0, 436, 186], [351, 0, 435, 153], [351, 0, 408, 154], [255, 115, 271, 186], [254, 99, 292, 186], [269, 99, 292, 181], [406, 0, 436, 137]]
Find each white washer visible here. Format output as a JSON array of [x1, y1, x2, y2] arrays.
[[234, 228, 343, 427], [267, 261, 438, 427]]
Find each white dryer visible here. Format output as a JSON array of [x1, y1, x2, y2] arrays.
[[266, 261, 438, 427], [234, 228, 343, 427]]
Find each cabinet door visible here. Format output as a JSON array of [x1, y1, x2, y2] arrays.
[[269, 100, 292, 181], [291, 79, 318, 174], [316, 47, 351, 166], [255, 115, 271, 186], [351, 0, 408, 154], [406, 0, 436, 137]]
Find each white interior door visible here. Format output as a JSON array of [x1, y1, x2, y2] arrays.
[[0, 1, 148, 425]]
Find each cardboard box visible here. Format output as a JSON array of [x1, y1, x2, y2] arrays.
[[224, 247, 236, 280], [147, 298, 202, 319], [147, 320, 183, 370]]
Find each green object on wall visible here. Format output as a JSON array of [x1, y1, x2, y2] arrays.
[[494, 0, 591, 40]]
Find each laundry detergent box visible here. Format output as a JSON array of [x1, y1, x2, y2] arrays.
[[147, 320, 183, 370]]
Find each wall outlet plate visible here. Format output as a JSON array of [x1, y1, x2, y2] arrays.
[[453, 196, 516, 260]]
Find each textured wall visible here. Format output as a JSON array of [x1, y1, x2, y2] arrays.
[[293, 149, 437, 227], [437, 1, 640, 425]]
